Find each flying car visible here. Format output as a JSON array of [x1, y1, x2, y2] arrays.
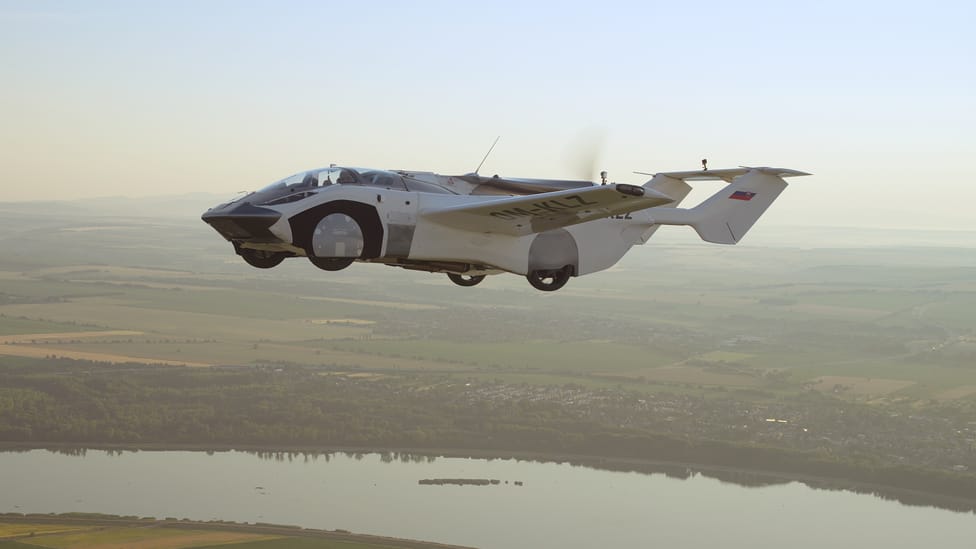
[[202, 164, 809, 291]]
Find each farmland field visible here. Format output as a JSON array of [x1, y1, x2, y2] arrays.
[[14, 527, 275, 549], [0, 515, 453, 549], [0, 524, 93, 538], [1, 199, 975, 403]]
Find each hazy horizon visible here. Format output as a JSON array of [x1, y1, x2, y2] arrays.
[[3, 189, 976, 252], [2, 1, 974, 230]]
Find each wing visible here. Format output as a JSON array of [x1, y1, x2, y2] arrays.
[[455, 174, 596, 196], [421, 184, 673, 236]]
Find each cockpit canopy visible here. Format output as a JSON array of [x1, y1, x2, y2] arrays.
[[258, 167, 352, 193], [258, 167, 456, 197]]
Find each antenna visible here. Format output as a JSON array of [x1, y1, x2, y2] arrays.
[[474, 136, 500, 175]]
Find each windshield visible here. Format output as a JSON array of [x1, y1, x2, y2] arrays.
[[260, 167, 402, 190], [357, 170, 408, 191], [258, 167, 345, 193]]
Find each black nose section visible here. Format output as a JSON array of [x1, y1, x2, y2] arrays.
[[202, 203, 282, 241]]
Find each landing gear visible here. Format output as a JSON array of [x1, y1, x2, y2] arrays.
[[447, 273, 485, 287], [526, 267, 571, 291], [309, 257, 355, 271], [239, 248, 286, 269]]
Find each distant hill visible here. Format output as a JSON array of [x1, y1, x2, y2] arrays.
[[2, 193, 975, 248], [0, 193, 229, 223]]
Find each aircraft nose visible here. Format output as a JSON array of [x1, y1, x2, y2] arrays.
[[201, 203, 281, 240]]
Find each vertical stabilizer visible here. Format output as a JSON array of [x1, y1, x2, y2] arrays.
[[645, 167, 808, 244], [643, 174, 693, 206]]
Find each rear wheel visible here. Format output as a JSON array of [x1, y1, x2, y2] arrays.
[[447, 273, 485, 287], [239, 248, 286, 269], [526, 267, 571, 291]]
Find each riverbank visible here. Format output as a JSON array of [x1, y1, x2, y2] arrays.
[[0, 512, 475, 549], [2, 441, 974, 514], [4, 356, 974, 512]]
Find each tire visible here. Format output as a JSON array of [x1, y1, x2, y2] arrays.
[[447, 273, 485, 287], [239, 248, 286, 269], [290, 201, 383, 260], [308, 212, 364, 272], [526, 267, 571, 291], [309, 256, 355, 271]]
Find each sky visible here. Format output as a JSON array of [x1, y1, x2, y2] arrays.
[[1, 0, 974, 229]]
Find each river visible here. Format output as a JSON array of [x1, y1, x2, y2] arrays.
[[1, 449, 974, 548]]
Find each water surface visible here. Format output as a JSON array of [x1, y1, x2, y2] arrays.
[[2, 450, 974, 548]]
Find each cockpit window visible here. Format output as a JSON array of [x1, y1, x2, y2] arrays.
[[259, 167, 340, 193], [357, 170, 408, 191], [258, 166, 445, 197]]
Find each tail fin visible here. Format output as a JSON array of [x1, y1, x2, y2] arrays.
[[643, 174, 693, 207], [645, 167, 809, 244]]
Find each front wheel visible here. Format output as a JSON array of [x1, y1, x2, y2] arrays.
[[309, 257, 355, 271], [447, 273, 485, 287], [308, 212, 363, 272], [239, 248, 286, 269], [526, 267, 571, 291]]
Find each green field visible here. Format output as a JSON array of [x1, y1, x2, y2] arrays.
[[319, 339, 676, 372], [1, 201, 975, 403], [196, 539, 401, 548], [0, 515, 451, 549], [0, 316, 98, 336], [9, 526, 274, 548]]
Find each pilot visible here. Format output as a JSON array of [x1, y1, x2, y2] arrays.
[[337, 170, 356, 184], [301, 172, 318, 187]]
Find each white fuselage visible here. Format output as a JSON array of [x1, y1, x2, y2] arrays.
[[260, 183, 650, 276]]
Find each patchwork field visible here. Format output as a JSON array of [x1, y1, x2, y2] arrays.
[[935, 385, 976, 401], [0, 343, 211, 367], [610, 365, 765, 387], [809, 376, 916, 396], [1, 204, 975, 403], [0, 524, 95, 537], [0, 331, 144, 344]]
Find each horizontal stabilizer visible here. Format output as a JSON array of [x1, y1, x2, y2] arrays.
[[647, 167, 808, 244], [653, 166, 810, 183]]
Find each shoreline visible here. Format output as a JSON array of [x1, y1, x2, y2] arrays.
[[0, 512, 475, 549], [2, 441, 974, 514]]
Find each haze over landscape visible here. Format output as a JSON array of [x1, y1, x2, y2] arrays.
[[2, 1, 974, 228], [2, 2, 976, 548]]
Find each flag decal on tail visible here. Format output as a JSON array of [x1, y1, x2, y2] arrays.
[[729, 191, 756, 201]]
